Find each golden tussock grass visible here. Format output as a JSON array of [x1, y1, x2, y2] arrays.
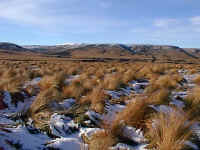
[[0, 69, 24, 93], [147, 88, 170, 105], [62, 79, 85, 100], [145, 108, 193, 150], [113, 98, 151, 129], [122, 70, 136, 84], [184, 86, 200, 119], [155, 75, 178, 89], [193, 75, 200, 85], [95, 69, 105, 79], [187, 69, 198, 75], [38, 72, 66, 91], [0, 78, 23, 93], [150, 64, 168, 74], [82, 78, 98, 91], [103, 73, 123, 90], [136, 66, 151, 78], [86, 130, 117, 150], [80, 87, 107, 113], [90, 87, 107, 113], [29, 87, 62, 115], [1, 68, 17, 78], [185, 86, 200, 107]]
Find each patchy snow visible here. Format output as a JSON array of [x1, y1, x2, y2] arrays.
[[23, 77, 41, 88], [46, 134, 82, 150], [106, 90, 122, 99], [2, 91, 13, 110], [149, 105, 174, 114], [0, 125, 50, 150], [1, 94, 35, 115], [172, 91, 187, 98], [85, 111, 103, 126], [80, 128, 103, 140], [65, 75, 80, 84], [122, 126, 145, 143], [129, 80, 148, 93], [112, 143, 147, 150], [0, 115, 15, 124], [50, 113, 78, 137], [170, 99, 185, 108], [106, 80, 149, 99], [59, 98, 76, 109], [2, 70, 200, 150], [185, 141, 199, 150]]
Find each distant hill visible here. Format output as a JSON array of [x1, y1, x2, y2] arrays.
[[0, 42, 199, 63], [0, 42, 29, 52], [23, 43, 199, 61]]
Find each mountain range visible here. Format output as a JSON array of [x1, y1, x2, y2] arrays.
[[1, 42, 200, 63]]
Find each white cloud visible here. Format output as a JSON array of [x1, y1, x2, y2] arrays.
[[0, 0, 123, 33], [190, 16, 200, 25], [154, 19, 179, 28], [130, 17, 200, 42]]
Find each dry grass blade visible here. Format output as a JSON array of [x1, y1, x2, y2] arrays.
[[145, 108, 194, 150]]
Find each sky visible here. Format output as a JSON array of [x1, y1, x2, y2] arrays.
[[0, 0, 200, 48]]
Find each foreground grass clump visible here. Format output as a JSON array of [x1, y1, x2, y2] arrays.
[[0, 68, 25, 93], [29, 87, 62, 115], [38, 72, 66, 91], [122, 70, 137, 84], [145, 108, 193, 150], [184, 86, 200, 119], [62, 78, 85, 100], [147, 88, 170, 105], [185, 86, 200, 107], [85, 130, 117, 150], [146, 74, 183, 94], [81, 87, 107, 113], [193, 75, 200, 85], [113, 98, 151, 129], [155, 75, 178, 89]]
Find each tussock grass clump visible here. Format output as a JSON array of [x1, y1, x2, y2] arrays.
[[193, 75, 200, 85], [82, 78, 98, 92], [147, 74, 182, 93], [80, 87, 107, 113], [38, 72, 66, 91], [95, 69, 105, 79], [136, 66, 151, 78], [28, 87, 63, 129], [90, 87, 107, 113], [147, 88, 170, 105], [151, 64, 168, 74], [187, 69, 198, 75], [86, 130, 117, 150], [122, 70, 136, 84], [145, 108, 193, 150], [67, 66, 79, 75], [113, 98, 151, 129], [185, 86, 200, 107], [103, 73, 124, 90], [0, 69, 25, 93], [184, 86, 200, 119], [29, 87, 62, 115], [155, 75, 178, 89], [1, 68, 17, 78], [0, 78, 23, 93], [62, 79, 85, 100]]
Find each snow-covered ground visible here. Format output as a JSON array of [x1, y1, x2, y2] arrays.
[[0, 71, 200, 150]]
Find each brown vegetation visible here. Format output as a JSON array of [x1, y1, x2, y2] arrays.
[[145, 108, 193, 150]]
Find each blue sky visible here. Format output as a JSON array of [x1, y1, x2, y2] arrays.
[[0, 0, 200, 48]]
